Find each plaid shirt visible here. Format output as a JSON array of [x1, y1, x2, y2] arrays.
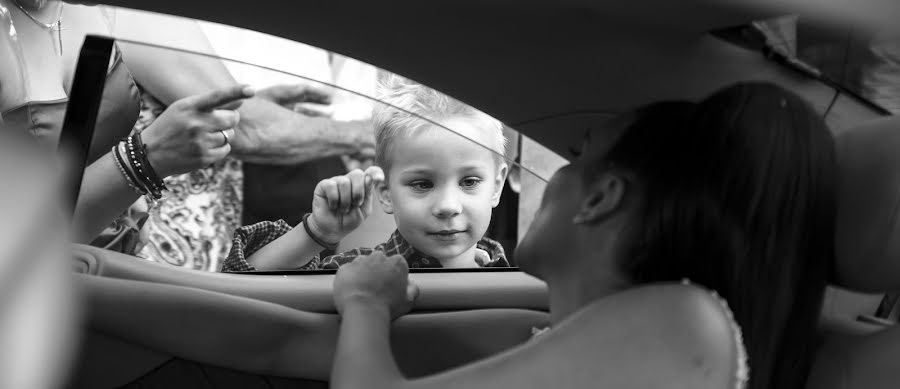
[[221, 220, 510, 272]]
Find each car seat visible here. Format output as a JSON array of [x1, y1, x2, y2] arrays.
[[808, 116, 900, 389]]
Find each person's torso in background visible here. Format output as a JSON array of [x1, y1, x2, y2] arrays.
[[0, 2, 140, 163]]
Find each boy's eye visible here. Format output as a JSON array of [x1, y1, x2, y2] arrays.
[[408, 180, 433, 191], [460, 178, 482, 189]]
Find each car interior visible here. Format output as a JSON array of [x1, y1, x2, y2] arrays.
[[3, 0, 899, 388], [808, 115, 900, 389]]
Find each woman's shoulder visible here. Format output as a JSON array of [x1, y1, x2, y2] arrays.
[[608, 282, 744, 361], [559, 282, 747, 388], [620, 282, 743, 342]]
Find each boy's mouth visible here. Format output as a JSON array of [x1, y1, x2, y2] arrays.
[[427, 229, 467, 240]]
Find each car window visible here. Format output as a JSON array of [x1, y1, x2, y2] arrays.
[[74, 9, 569, 273]]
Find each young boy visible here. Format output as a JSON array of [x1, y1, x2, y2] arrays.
[[222, 74, 510, 271]]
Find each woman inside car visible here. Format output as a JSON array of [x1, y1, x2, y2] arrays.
[[329, 81, 833, 389], [83, 81, 833, 389]]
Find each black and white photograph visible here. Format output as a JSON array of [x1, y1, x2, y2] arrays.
[[2, 0, 900, 388]]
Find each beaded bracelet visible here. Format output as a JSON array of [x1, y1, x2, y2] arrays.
[[123, 136, 151, 195], [112, 143, 145, 195], [125, 135, 165, 199], [113, 140, 166, 208], [132, 132, 165, 189], [119, 141, 155, 196], [302, 213, 339, 250], [125, 135, 158, 197]]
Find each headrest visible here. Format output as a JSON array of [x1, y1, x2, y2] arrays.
[[835, 116, 900, 292]]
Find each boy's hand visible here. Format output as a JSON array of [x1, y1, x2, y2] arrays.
[[307, 166, 385, 244]]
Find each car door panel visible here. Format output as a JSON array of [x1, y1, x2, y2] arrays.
[[69, 331, 172, 389], [71, 335, 330, 389], [73, 309, 549, 388]]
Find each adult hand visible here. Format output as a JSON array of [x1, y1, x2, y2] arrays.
[[307, 166, 384, 244], [141, 85, 254, 177], [333, 251, 419, 319], [255, 83, 334, 117], [230, 98, 374, 165]]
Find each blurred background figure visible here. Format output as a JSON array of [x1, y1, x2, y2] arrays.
[[0, 12, 78, 389], [0, 4, 26, 115], [0, 131, 80, 389]]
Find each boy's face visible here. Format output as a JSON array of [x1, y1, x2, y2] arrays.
[[378, 117, 507, 262]]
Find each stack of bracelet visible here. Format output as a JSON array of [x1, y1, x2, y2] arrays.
[[111, 132, 168, 207]]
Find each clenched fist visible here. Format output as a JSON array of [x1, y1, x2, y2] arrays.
[[306, 166, 385, 245]]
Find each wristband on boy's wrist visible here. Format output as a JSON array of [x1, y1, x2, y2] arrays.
[[302, 213, 340, 250]]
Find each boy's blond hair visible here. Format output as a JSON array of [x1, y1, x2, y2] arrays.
[[372, 72, 507, 173]]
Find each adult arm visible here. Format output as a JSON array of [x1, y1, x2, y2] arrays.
[[334, 282, 741, 389], [113, 11, 373, 165], [71, 154, 142, 243], [81, 274, 339, 380]]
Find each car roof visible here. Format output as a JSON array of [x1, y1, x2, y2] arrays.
[[97, 0, 898, 154]]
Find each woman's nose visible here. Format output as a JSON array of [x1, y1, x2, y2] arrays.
[[432, 188, 463, 218]]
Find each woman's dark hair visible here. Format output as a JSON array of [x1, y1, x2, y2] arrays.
[[603, 82, 835, 389]]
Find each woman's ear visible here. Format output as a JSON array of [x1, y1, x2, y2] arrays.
[[572, 173, 626, 225], [491, 163, 510, 207], [377, 181, 394, 214]]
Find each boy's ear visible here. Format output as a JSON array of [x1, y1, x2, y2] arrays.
[[491, 163, 509, 207], [572, 173, 625, 225], [376, 181, 394, 214]]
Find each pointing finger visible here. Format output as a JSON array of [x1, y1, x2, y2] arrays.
[[346, 169, 366, 208], [183, 85, 255, 112], [217, 99, 245, 111], [362, 166, 384, 213]]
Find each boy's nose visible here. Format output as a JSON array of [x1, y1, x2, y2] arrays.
[[432, 189, 462, 218]]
